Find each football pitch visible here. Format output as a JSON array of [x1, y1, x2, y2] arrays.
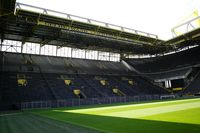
[[1, 98, 200, 133]]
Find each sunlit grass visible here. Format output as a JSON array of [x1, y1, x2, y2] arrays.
[[34, 98, 200, 133]]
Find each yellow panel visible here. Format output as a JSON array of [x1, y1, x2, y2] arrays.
[[18, 79, 27, 86], [193, 10, 200, 27], [73, 89, 80, 95], [128, 80, 134, 85], [173, 9, 200, 36], [100, 80, 107, 86], [113, 88, 118, 93], [172, 88, 183, 91], [64, 79, 71, 85]]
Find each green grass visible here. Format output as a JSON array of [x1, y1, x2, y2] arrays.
[[0, 113, 100, 133], [1, 98, 200, 133]]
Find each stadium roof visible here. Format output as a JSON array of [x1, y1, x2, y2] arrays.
[[1, 0, 200, 55]]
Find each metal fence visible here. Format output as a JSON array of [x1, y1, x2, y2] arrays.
[[20, 94, 200, 110], [21, 95, 163, 109]]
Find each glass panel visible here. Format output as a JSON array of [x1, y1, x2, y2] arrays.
[[22, 43, 40, 54], [85, 50, 98, 60], [57, 47, 72, 57], [72, 48, 85, 59], [1, 40, 22, 53], [41, 45, 57, 56], [98, 51, 109, 61]]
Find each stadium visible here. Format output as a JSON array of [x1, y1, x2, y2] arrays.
[[0, 0, 200, 132]]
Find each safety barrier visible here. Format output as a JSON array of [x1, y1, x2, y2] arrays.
[[21, 95, 162, 109]]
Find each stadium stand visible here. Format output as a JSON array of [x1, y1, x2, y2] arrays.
[[125, 46, 200, 94], [0, 52, 167, 110], [146, 68, 192, 80], [126, 46, 200, 73], [181, 70, 200, 95]]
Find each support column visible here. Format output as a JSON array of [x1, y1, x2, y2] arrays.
[[97, 51, 99, 60], [21, 43, 24, 53], [0, 39, 3, 51]]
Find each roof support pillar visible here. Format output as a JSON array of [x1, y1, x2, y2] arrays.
[[0, 32, 4, 51]]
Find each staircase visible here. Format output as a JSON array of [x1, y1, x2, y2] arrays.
[[38, 66, 57, 101]]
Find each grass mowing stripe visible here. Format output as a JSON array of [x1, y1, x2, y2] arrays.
[[0, 113, 22, 117], [141, 107, 200, 124], [34, 98, 200, 133], [28, 114, 99, 133], [63, 98, 200, 115], [99, 101, 200, 118], [31, 113, 104, 133], [0, 113, 102, 133], [32, 112, 110, 133], [35, 109, 200, 133]]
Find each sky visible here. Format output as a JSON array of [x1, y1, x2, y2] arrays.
[[16, 0, 200, 40]]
